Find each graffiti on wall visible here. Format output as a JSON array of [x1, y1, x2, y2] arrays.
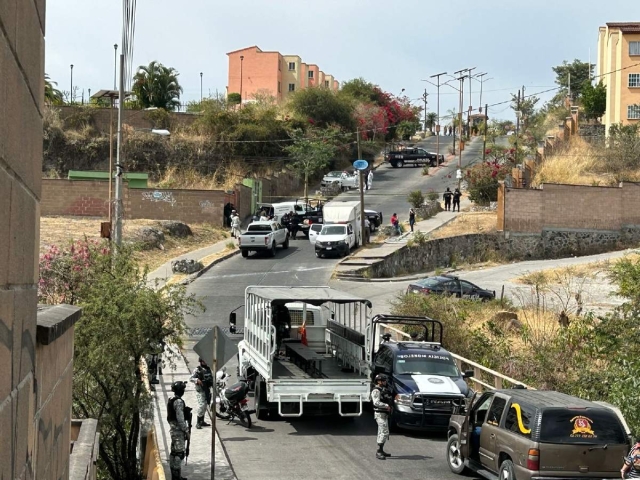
[[199, 200, 216, 213], [141, 190, 176, 206]]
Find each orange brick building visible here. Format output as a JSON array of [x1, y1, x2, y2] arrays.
[[227, 46, 339, 103]]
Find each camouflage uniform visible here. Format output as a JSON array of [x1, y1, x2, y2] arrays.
[[190, 363, 213, 427], [371, 387, 390, 444], [168, 396, 190, 480]]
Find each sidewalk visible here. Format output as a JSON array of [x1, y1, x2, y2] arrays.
[[153, 345, 236, 480], [334, 196, 472, 279]]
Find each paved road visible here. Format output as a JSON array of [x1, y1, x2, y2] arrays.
[[338, 135, 484, 222], [183, 139, 488, 480]]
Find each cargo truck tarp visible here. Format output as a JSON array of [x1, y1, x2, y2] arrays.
[[245, 286, 372, 307]]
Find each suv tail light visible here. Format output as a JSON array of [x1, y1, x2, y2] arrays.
[[420, 288, 431, 294], [527, 448, 539, 470]]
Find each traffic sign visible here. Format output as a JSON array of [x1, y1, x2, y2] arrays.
[[353, 159, 369, 170]]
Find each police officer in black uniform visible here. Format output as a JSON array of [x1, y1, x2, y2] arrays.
[[371, 373, 393, 459]]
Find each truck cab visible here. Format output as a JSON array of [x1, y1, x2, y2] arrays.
[[314, 224, 355, 258]]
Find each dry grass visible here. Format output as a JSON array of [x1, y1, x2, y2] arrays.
[[429, 212, 497, 239], [40, 216, 229, 271], [515, 262, 606, 285]]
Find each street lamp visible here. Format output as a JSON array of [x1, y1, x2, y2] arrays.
[[70, 64, 74, 104], [239, 55, 244, 107], [424, 72, 447, 161], [113, 44, 118, 90], [200, 72, 203, 103], [443, 79, 460, 156]]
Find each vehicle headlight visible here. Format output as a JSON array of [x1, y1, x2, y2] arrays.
[[339, 240, 347, 245], [395, 394, 412, 406]]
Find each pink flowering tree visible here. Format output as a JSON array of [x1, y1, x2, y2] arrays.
[[465, 159, 514, 204]]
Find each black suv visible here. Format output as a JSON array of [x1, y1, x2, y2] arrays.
[[385, 147, 444, 168], [407, 275, 495, 301], [373, 336, 473, 431]]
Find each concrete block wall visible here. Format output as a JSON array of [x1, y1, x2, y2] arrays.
[[128, 187, 225, 225], [42, 179, 112, 217], [0, 0, 45, 478]]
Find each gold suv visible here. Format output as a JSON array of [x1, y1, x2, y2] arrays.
[[446, 388, 632, 480]]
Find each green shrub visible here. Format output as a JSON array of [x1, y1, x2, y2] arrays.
[[426, 190, 439, 202], [465, 160, 513, 205], [407, 190, 425, 208]]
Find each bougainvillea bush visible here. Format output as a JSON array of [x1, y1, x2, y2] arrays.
[[465, 159, 514, 204]]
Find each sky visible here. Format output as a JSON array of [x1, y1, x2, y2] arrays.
[[45, 0, 638, 122]]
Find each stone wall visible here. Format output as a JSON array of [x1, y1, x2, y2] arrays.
[[367, 230, 636, 279], [1, 0, 46, 478]]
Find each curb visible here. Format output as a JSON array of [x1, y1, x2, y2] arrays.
[[178, 249, 242, 286]]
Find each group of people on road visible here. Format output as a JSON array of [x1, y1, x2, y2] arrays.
[[443, 187, 462, 212]]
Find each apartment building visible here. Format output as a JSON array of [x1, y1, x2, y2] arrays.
[[597, 22, 640, 133], [227, 46, 339, 103]]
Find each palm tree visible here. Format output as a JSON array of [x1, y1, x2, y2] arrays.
[[44, 74, 64, 105], [132, 61, 183, 111], [426, 112, 437, 133]]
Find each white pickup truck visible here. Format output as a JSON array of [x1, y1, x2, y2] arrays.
[[239, 221, 289, 258], [320, 171, 359, 191]]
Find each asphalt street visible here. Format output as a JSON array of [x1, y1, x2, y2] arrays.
[[337, 135, 485, 222], [183, 136, 487, 480]]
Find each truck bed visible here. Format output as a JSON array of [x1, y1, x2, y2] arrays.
[[273, 354, 366, 380]]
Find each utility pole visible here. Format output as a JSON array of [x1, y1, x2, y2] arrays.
[[476, 73, 487, 111], [466, 67, 476, 139], [200, 72, 203, 103], [483, 104, 488, 162], [430, 71, 447, 161], [422, 89, 428, 132], [515, 89, 521, 182], [70, 64, 74, 104], [454, 69, 467, 189], [357, 129, 366, 246], [568, 72, 571, 103], [113, 44, 118, 90], [522, 85, 526, 131], [114, 52, 125, 246]]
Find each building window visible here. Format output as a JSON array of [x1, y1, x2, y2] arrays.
[[288, 62, 296, 71], [325, 80, 329, 87], [278, 81, 281, 93], [308, 71, 314, 79], [629, 105, 640, 119], [630, 73, 640, 88], [288, 83, 296, 92], [630, 41, 640, 56]]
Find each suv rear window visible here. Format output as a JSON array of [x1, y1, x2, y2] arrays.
[[311, 224, 323, 232], [539, 408, 627, 444]]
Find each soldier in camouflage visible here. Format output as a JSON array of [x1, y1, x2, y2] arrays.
[[371, 373, 392, 460], [167, 381, 191, 480], [190, 357, 213, 429]]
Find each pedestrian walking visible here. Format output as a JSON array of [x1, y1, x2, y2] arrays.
[[453, 188, 462, 212], [443, 187, 453, 211], [167, 381, 192, 480], [371, 373, 392, 460], [230, 211, 241, 239], [409, 208, 416, 232], [367, 170, 373, 191], [190, 358, 213, 429], [390, 213, 400, 236]]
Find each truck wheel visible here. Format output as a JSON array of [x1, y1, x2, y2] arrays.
[[241, 250, 249, 258], [315, 251, 322, 258], [270, 242, 277, 257], [396, 160, 404, 168], [446, 433, 467, 474], [498, 459, 516, 480], [283, 236, 289, 249]]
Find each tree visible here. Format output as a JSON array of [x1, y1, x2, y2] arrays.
[[552, 59, 594, 100], [227, 92, 241, 105], [288, 87, 355, 130], [284, 128, 337, 199], [581, 80, 606, 119], [465, 160, 514, 204], [396, 120, 419, 141], [511, 94, 539, 131], [132, 61, 183, 111], [39, 240, 201, 480], [426, 112, 437, 133], [44, 74, 64, 105], [605, 123, 640, 182], [338, 77, 379, 103]]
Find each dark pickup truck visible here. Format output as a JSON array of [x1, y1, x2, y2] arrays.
[[385, 147, 445, 168]]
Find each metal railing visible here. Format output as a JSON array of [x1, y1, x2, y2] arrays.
[[378, 323, 534, 391]]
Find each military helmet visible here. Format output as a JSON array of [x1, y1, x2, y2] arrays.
[[171, 381, 187, 396], [374, 373, 389, 384]]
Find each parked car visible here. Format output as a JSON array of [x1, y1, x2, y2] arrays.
[[446, 388, 632, 480], [321, 171, 359, 190], [239, 221, 289, 258], [385, 147, 444, 168], [372, 319, 474, 431], [406, 275, 495, 301]]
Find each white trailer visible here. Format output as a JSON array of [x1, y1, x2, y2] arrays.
[[235, 286, 373, 419]]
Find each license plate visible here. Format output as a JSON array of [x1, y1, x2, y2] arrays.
[[326, 247, 332, 250]]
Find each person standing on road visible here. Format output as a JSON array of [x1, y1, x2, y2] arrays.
[[167, 381, 191, 480], [409, 208, 416, 232], [390, 213, 400, 236], [443, 187, 453, 211], [368, 170, 373, 191], [231, 211, 241, 239], [371, 373, 392, 460], [453, 188, 462, 212], [364, 217, 371, 244], [190, 358, 213, 429]]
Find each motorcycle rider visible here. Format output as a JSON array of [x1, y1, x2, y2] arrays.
[[167, 381, 191, 480], [371, 373, 393, 460], [190, 358, 213, 429]]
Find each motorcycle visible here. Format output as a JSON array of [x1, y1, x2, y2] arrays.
[[214, 367, 254, 428]]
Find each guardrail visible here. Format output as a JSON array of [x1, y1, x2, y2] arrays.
[[378, 323, 534, 391]]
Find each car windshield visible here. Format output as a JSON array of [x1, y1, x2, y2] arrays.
[[394, 353, 460, 377], [326, 171, 342, 177], [539, 408, 627, 445], [247, 224, 273, 232], [321, 226, 346, 235], [416, 277, 447, 288]]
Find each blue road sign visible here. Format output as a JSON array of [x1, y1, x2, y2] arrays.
[[353, 159, 369, 170]]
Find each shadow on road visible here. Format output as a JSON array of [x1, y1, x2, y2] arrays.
[[219, 436, 258, 442], [242, 245, 301, 260], [387, 454, 433, 461]]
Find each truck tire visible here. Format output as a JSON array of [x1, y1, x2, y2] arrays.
[[498, 459, 516, 480], [396, 160, 404, 168], [446, 433, 467, 474], [390, 161, 399, 168], [282, 236, 289, 249], [241, 250, 249, 258], [269, 242, 277, 257]]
